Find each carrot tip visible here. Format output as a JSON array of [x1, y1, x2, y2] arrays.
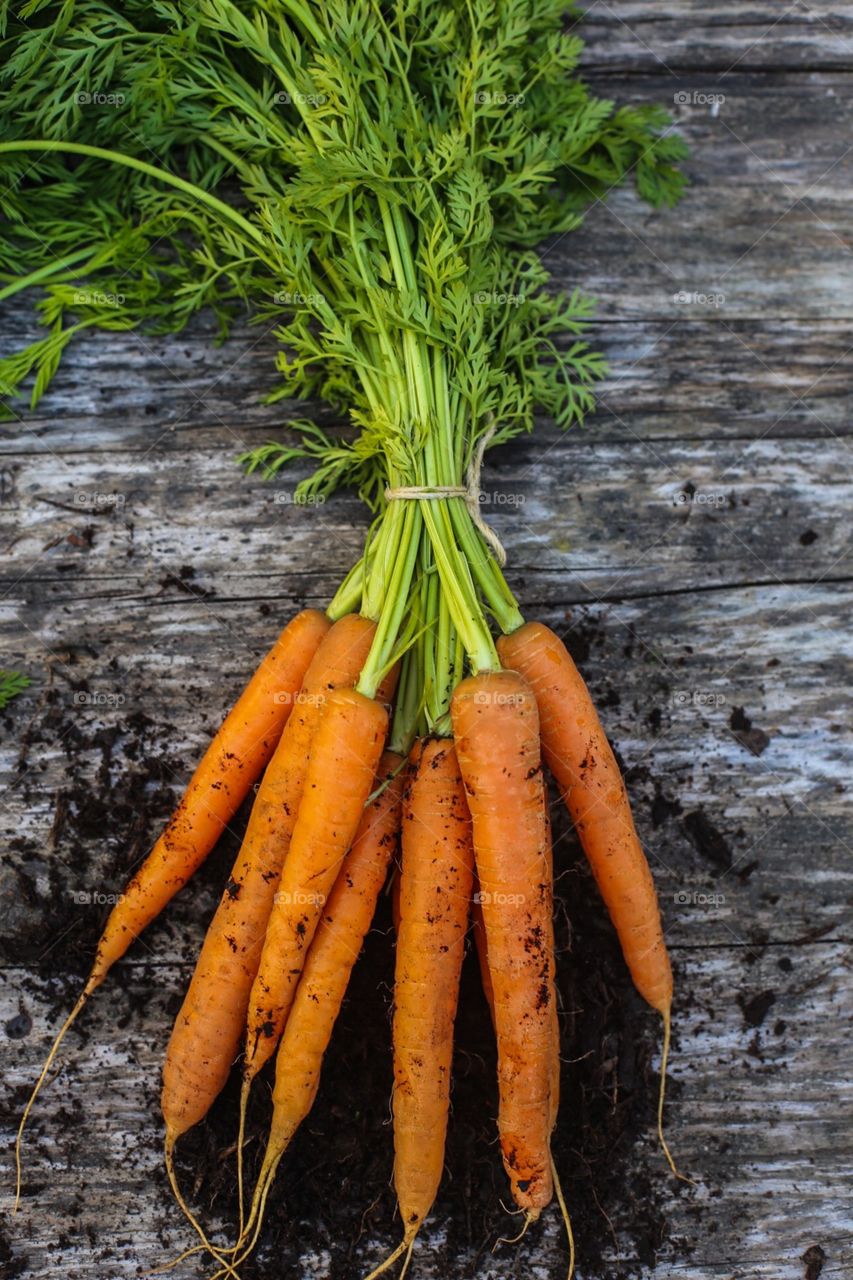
[[363, 1232, 415, 1280], [15, 984, 93, 1212], [495, 1211, 535, 1249], [657, 1010, 696, 1186], [164, 1137, 236, 1272], [550, 1155, 576, 1280]]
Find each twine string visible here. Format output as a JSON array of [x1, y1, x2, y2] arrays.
[[384, 422, 507, 566]]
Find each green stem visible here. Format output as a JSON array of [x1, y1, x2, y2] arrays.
[[0, 246, 100, 303], [327, 556, 364, 620], [448, 500, 524, 634], [0, 142, 265, 248], [388, 648, 420, 756], [356, 501, 422, 700]]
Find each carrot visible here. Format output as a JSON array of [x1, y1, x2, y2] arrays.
[[229, 750, 404, 1270], [366, 738, 474, 1279], [497, 621, 669, 1013], [242, 685, 391, 1084], [496, 622, 686, 1180], [14, 607, 329, 1207], [450, 670, 556, 1218], [471, 884, 495, 1024], [161, 613, 377, 1146]]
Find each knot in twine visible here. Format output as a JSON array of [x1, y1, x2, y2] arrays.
[[384, 422, 506, 566]]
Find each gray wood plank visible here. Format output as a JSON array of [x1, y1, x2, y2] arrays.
[[577, 1, 853, 72], [2, 434, 850, 601]]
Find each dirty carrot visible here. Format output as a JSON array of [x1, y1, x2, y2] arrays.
[[471, 884, 495, 1026], [451, 670, 557, 1219], [14, 606, 329, 1206], [230, 750, 404, 1269], [496, 621, 686, 1179], [242, 685, 391, 1084], [160, 614, 379, 1240], [365, 737, 474, 1279]]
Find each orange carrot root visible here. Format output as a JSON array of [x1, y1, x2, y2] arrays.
[[16, 610, 330, 1203], [497, 621, 672, 1014], [242, 686, 390, 1082], [162, 614, 379, 1142], [232, 749, 404, 1270], [451, 671, 556, 1215], [391, 739, 474, 1242]]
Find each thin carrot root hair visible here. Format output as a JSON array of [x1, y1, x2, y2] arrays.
[[495, 1210, 536, 1249], [236, 1075, 251, 1242], [657, 1009, 695, 1184], [215, 1142, 284, 1278], [164, 1134, 238, 1275], [362, 1233, 416, 1280], [149, 1242, 207, 1275], [15, 984, 92, 1211], [551, 1155, 576, 1280]]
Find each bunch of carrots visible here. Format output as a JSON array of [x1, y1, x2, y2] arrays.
[[4, 1, 689, 1275], [17, 602, 683, 1277]]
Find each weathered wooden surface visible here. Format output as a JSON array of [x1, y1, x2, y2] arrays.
[[2, 3, 852, 1278]]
